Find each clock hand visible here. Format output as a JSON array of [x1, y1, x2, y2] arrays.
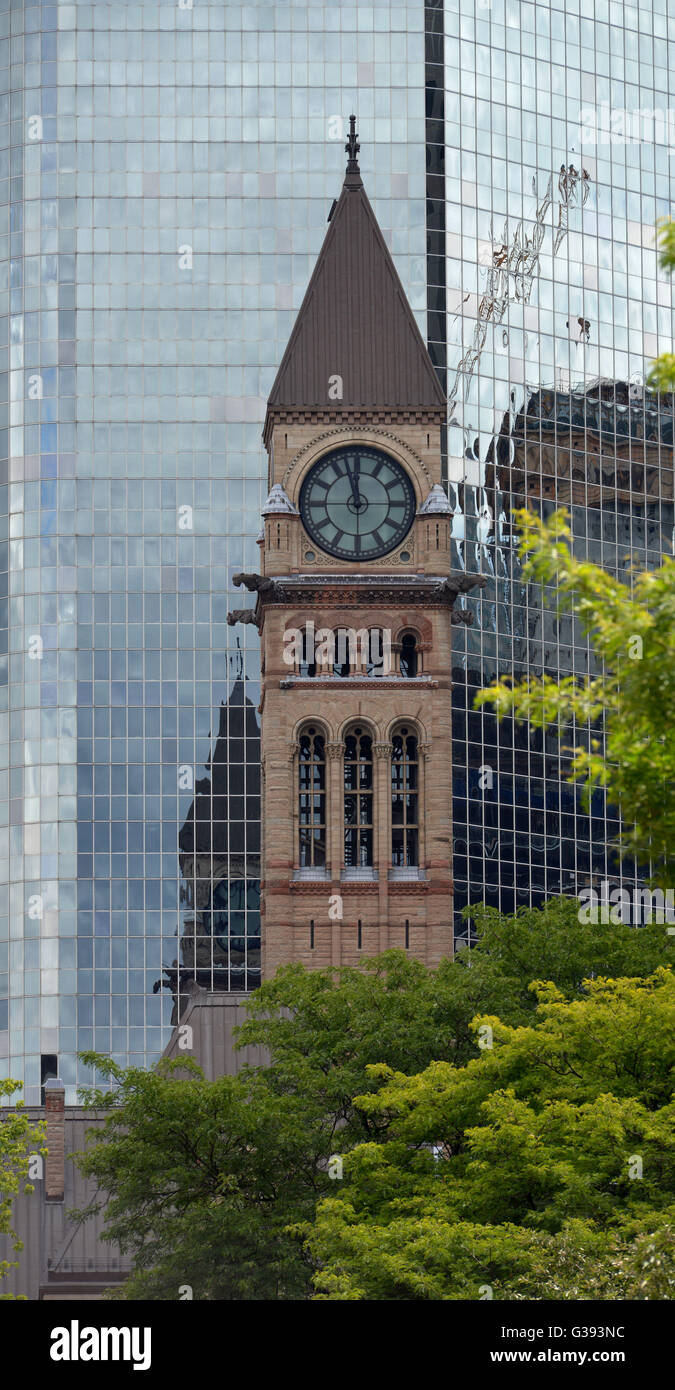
[[346, 459, 362, 508]]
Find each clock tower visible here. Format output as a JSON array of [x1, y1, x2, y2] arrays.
[[229, 120, 484, 977]]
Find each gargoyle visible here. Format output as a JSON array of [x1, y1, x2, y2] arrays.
[[227, 609, 259, 627], [451, 609, 475, 626], [232, 572, 275, 594], [435, 574, 488, 601]]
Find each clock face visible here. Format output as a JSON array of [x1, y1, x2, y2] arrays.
[[299, 446, 416, 561]]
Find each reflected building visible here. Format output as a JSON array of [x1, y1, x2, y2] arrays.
[[451, 379, 675, 938], [155, 672, 261, 1024], [489, 380, 674, 518]]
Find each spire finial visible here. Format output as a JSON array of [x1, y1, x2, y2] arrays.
[[345, 114, 360, 178]]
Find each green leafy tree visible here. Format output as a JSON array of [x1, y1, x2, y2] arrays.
[[303, 970, 675, 1300], [75, 1056, 318, 1300], [476, 507, 675, 887], [0, 1080, 46, 1299], [75, 902, 671, 1299]]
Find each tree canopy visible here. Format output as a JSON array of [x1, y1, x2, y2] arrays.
[[75, 898, 674, 1300], [0, 1080, 46, 1299], [303, 970, 675, 1300]]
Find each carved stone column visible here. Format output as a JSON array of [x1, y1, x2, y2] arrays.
[[286, 741, 299, 871], [373, 740, 391, 951], [325, 741, 344, 883], [417, 741, 430, 871]]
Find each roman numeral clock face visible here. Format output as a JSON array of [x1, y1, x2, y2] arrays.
[[299, 447, 416, 560]]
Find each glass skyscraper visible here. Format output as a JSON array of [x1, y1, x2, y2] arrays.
[[443, 0, 675, 937], [1, 0, 673, 1101]]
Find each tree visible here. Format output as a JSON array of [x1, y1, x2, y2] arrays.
[[0, 1080, 46, 1299], [475, 507, 675, 887], [75, 1056, 317, 1301], [303, 970, 675, 1300], [75, 900, 671, 1299]]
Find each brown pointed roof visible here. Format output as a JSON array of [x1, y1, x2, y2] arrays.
[[264, 119, 445, 441]]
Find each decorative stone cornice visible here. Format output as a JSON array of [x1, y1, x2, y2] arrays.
[[289, 880, 339, 894], [268, 408, 445, 450], [280, 677, 437, 690], [337, 880, 379, 894], [259, 573, 485, 613]]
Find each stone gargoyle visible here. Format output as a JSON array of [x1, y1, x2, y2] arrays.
[[226, 609, 259, 627], [435, 573, 488, 602], [232, 572, 275, 594]]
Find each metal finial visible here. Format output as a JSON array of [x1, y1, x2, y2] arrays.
[[345, 114, 360, 172]]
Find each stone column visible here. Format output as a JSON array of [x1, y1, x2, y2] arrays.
[[44, 1077, 65, 1203], [374, 741, 391, 952]]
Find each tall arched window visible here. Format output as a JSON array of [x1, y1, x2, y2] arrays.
[[366, 627, 388, 676], [391, 727, 418, 866], [333, 628, 352, 677], [298, 727, 326, 868], [399, 632, 418, 677], [299, 628, 316, 678], [344, 727, 373, 867]]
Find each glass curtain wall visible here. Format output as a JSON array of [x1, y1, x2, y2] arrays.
[[0, 0, 427, 1101], [438, 0, 675, 940]]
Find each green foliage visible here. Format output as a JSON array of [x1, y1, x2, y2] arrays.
[[655, 215, 675, 273], [303, 971, 675, 1300], [475, 507, 675, 886], [75, 899, 672, 1299], [0, 1079, 47, 1299], [75, 1054, 317, 1300]]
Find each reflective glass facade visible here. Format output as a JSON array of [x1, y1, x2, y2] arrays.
[[1, 0, 428, 1101], [1, 0, 673, 1100], [443, 0, 675, 939]]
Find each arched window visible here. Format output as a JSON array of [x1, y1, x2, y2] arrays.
[[391, 727, 418, 866], [299, 628, 316, 678], [298, 727, 326, 868], [399, 632, 418, 678], [366, 627, 389, 676], [344, 727, 373, 867], [333, 627, 352, 677]]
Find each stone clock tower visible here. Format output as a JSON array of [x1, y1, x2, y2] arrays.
[[229, 120, 484, 978]]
